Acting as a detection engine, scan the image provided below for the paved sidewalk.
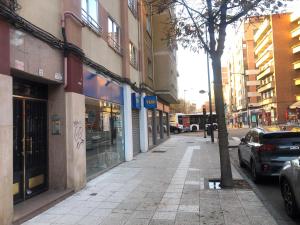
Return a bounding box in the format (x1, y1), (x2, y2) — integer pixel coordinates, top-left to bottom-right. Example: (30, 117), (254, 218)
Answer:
(22, 136), (277, 225)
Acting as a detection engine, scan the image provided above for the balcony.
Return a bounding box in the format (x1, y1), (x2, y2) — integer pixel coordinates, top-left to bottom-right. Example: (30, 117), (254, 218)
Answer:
(291, 25), (300, 38)
(247, 92), (260, 97)
(258, 81), (275, 93)
(254, 19), (271, 42)
(295, 78), (300, 86)
(255, 31), (272, 56)
(256, 50), (273, 68)
(291, 11), (300, 23)
(294, 61), (300, 70)
(257, 65), (274, 80)
(261, 97), (276, 106)
(292, 44), (300, 54)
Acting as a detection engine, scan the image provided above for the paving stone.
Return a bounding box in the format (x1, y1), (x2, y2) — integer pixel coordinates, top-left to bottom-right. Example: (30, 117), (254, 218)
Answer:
(149, 219), (175, 225)
(153, 212), (177, 220)
(124, 218), (151, 225)
(131, 210), (156, 219)
(178, 205), (199, 212)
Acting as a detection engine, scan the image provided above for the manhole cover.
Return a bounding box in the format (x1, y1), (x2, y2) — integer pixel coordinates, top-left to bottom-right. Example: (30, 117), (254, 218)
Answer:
(152, 150), (167, 153)
(186, 142), (195, 143)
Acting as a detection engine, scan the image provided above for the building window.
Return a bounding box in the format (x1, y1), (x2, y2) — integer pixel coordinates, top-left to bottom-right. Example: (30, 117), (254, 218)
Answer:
(128, 0), (137, 16)
(108, 17), (121, 53)
(146, 14), (151, 35)
(81, 0), (101, 32)
(129, 42), (138, 68)
(147, 58), (153, 79)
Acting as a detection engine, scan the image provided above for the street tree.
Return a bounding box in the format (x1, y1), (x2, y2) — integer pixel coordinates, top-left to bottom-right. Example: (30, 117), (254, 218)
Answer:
(150, 0), (292, 188)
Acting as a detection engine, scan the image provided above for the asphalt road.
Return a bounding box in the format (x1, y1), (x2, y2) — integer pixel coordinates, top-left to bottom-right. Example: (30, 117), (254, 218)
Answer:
(176, 129), (300, 225)
(227, 128), (300, 225)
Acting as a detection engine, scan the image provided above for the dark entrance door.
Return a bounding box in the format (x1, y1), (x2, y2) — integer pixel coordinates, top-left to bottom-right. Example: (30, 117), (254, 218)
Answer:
(13, 79), (48, 204)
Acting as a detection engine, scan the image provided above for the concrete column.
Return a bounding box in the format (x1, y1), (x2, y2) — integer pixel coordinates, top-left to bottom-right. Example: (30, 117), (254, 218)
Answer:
(123, 84), (133, 161)
(159, 111), (164, 139)
(0, 74), (13, 225)
(153, 109), (157, 145)
(65, 92), (86, 191)
(139, 92), (148, 153)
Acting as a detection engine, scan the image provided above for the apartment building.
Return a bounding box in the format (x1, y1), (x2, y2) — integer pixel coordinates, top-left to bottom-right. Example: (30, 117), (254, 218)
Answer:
(0, 0), (178, 224)
(254, 13), (300, 124)
(289, 11), (300, 119)
(228, 18), (261, 127)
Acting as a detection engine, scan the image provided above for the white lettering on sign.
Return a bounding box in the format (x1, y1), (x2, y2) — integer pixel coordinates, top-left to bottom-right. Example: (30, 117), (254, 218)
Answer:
(38, 68), (44, 77)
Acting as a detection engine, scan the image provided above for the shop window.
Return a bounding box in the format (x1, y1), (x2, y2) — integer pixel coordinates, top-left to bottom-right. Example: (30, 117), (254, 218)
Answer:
(85, 99), (124, 178)
(129, 42), (138, 68)
(108, 17), (121, 53)
(128, 0), (137, 16)
(81, 0), (101, 33)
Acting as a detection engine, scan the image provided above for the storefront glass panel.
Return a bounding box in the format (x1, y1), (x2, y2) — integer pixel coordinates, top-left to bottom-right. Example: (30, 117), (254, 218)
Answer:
(156, 111), (161, 140)
(147, 110), (153, 146)
(85, 98), (124, 178)
(163, 112), (168, 137)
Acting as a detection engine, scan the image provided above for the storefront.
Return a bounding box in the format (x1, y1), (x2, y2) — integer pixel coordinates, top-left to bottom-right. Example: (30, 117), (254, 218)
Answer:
(83, 70), (124, 179)
(131, 93), (141, 156)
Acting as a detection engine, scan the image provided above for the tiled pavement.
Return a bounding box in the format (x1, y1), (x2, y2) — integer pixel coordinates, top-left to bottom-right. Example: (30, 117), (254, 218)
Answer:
(22, 136), (277, 225)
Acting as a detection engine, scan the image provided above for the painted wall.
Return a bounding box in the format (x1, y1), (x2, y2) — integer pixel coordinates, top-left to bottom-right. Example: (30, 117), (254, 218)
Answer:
(18, 0), (62, 39)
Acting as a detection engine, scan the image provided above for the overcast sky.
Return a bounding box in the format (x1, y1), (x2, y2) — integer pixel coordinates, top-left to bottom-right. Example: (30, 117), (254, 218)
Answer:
(177, 0), (300, 109)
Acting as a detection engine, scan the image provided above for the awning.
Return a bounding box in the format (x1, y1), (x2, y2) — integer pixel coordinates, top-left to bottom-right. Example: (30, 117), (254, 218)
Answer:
(290, 101), (300, 109)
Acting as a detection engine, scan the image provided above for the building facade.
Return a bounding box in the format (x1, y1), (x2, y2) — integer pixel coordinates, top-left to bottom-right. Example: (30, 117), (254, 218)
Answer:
(254, 13), (300, 124)
(0, 0), (178, 224)
(228, 18), (261, 127)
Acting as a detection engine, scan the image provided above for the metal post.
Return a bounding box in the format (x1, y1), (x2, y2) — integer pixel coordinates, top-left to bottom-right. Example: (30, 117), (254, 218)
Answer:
(205, 27), (214, 143)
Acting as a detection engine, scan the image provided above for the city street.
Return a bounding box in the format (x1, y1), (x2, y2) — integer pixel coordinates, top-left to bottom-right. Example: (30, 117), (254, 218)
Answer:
(178, 128), (300, 225)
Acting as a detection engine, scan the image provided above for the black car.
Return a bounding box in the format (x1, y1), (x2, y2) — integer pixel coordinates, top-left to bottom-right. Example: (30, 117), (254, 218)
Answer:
(170, 125), (182, 134)
(238, 128), (300, 182)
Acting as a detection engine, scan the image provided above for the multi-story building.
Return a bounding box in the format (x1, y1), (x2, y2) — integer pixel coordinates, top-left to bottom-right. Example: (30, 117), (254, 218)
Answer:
(0, 1), (178, 224)
(289, 11), (300, 119)
(228, 18), (261, 127)
(254, 13), (300, 124)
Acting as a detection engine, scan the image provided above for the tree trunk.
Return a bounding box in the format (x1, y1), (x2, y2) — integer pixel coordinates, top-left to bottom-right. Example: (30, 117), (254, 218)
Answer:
(211, 54), (233, 188)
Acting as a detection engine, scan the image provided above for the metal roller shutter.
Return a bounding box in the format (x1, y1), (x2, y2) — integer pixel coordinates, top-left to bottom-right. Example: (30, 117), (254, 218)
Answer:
(132, 110), (141, 156)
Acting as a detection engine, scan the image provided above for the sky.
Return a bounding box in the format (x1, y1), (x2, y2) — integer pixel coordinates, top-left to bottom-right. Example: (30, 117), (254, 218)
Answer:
(176, 0), (300, 109)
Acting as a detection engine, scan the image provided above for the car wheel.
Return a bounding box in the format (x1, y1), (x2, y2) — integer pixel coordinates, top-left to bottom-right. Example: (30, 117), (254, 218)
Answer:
(174, 129), (179, 134)
(251, 160), (261, 183)
(192, 126), (197, 132)
(238, 149), (246, 168)
(281, 179), (299, 218)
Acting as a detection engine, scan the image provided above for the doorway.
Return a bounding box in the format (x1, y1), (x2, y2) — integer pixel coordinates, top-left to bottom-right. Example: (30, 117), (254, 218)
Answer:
(13, 79), (48, 204)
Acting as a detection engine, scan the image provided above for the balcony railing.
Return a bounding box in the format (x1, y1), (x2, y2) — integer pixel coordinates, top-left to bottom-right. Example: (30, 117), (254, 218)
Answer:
(81, 8), (102, 33)
(256, 50), (273, 68)
(291, 25), (300, 38)
(255, 31), (272, 56)
(108, 36), (122, 54)
(257, 65), (274, 80)
(295, 78), (300, 86)
(291, 11), (300, 23)
(261, 97), (276, 106)
(254, 19), (270, 42)
(128, 0), (138, 16)
(258, 81), (275, 93)
(294, 61), (300, 70)
(292, 44), (300, 54)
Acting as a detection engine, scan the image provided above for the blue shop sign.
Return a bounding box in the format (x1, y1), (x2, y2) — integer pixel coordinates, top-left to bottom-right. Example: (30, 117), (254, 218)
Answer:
(131, 93), (141, 110)
(144, 96), (157, 109)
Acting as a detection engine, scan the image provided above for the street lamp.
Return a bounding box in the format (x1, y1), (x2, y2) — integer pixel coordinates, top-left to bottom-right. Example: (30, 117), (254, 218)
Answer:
(199, 89), (214, 143)
(184, 89), (188, 113)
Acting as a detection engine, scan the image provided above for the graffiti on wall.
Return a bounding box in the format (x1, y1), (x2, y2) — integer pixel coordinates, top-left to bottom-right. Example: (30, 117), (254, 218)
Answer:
(73, 120), (84, 150)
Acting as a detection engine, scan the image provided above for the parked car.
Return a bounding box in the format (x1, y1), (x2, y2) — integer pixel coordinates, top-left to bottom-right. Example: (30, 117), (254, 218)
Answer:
(238, 128), (300, 182)
(280, 158), (300, 218)
(170, 125), (182, 134)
